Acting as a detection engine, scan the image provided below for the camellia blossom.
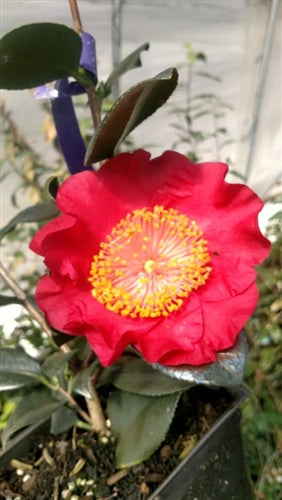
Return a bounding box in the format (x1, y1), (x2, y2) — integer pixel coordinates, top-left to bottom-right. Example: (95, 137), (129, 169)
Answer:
(30, 150), (270, 366)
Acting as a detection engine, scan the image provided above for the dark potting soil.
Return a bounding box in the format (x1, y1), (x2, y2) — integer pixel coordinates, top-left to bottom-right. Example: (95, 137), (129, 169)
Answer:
(0, 386), (233, 500)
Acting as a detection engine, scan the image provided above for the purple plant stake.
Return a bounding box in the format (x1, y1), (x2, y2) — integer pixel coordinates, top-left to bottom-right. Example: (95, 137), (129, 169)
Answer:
(35, 32), (98, 174)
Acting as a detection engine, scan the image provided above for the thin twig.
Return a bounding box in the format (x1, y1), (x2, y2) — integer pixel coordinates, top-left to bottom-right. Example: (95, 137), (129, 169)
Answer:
(68, 0), (101, 132)
(0, 261), (53, 339)
(0, 261), (70, 352)
(57, 385), (93, 425)
(86, 85), (101, 130)
(66, 0), (105, 433)
(68, 0), (83, 34)
(256, 449), (281, 494)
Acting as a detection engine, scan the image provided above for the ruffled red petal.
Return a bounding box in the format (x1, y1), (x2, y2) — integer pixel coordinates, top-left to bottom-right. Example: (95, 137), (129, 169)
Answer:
(30, 149), (271, 367)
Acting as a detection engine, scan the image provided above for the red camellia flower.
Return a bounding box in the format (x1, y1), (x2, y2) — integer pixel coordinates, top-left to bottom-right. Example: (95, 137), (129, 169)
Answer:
(30, 150), (270, 366)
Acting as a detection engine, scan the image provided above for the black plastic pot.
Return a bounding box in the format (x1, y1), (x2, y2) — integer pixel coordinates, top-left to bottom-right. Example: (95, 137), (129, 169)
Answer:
(148, 386), (253, 500)
(0, 386), (253, 500)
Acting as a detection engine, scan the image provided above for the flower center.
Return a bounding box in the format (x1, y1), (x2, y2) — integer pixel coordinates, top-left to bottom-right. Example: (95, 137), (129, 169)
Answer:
(89, 205), (211, 318)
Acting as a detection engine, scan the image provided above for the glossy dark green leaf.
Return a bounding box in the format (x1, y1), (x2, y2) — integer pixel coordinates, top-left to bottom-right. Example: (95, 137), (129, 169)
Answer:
(41, 351), (76, 381)
(112, 359), (192, 396)
(50, 406), (77, 435)
(107, 390), (180, 468)
(85, 67), (178, 164)
(0, 347), (41, 391)
(103, 42), (149, 97)
(71, 360), (99, 399)
(0, 23), (82, 90)
(1, 390), (63, 448)
(44, 176), (60, 201)
(0, 202), (60, 240)
(154, 332), (248, 387)
(66, 336), (93, 361)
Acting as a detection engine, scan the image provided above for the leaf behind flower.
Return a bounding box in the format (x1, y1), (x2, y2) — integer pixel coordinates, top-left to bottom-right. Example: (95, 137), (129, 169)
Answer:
(85, 67), (178, 164)
(153, 332), (248, 387)
(103, 42), (150, 98)
(0, 23), (82, 90)
(111, 359), (193, 395)
(0, 203), (60, 241)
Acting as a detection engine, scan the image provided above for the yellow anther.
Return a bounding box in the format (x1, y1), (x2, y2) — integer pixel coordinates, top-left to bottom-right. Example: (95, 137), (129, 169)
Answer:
(144, 259), (157, 274)
(89, 206), (211, 318)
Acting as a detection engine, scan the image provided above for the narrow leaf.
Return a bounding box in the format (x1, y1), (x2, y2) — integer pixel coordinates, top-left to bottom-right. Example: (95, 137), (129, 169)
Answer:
(41, 351), (76, 381)
(112, 359), (192, 396)
(85, 67), (178, 164)
(0, 23), (82, 90)
(107, 390), (180, 468)
(1, 390), (63, 448)
(103, 42), (149, 97)
(0, 203), (60, 241)
(0, 348), (41, 391)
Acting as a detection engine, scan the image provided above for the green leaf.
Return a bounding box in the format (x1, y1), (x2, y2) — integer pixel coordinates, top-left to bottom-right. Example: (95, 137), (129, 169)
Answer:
(0, 202), (60, 240)
(154, 332), (248, 387)
(66, 336), (93, 361)
(71, 360), (99, 399)
(0, 295), (24, 306)
(41, 351), (76, 381)
(1, 389), (63, 448)
(85, 67), (178, 164)
(103, 42), (150, 97)
(50, 405), (77, 435)
(0, 23), (82, 90)
(44, 176), (60, 201)
(0, 347), (42, 391)
(112, 359), (192, 396)
(107, 390), (180, 468)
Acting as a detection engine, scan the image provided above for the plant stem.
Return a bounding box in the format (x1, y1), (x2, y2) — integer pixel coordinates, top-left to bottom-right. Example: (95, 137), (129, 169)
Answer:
(86, 85), (101, 130)
(67, 0), (105, 433)
(0, 261), (53, 339)
(68, 0), (101, 131)
(85, 369), (107, 433)
(0, 261), (70, 353)
(57, 385), (93, 425)
(86, 393), (107, 433)
(68, 0), (83, 35)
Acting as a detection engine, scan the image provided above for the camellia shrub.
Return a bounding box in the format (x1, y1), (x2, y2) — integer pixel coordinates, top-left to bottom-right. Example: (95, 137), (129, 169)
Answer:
(0, 0), (271, 474)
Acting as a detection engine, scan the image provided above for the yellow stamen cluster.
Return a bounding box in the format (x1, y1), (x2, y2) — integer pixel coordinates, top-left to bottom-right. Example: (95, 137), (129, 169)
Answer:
(89, 205), (211, 318)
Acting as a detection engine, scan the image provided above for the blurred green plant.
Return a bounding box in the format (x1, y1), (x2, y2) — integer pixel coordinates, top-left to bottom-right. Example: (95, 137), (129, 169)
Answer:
(243, 210), (282, 500)
(170, 43), (235, 166)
